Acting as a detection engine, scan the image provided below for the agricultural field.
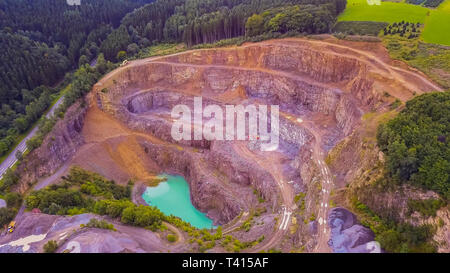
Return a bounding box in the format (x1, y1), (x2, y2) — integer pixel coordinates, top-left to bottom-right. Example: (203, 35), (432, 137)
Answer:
(338, 0), (450, 46)
(338, 0), (429, 23)
(422, 0), (450, 45)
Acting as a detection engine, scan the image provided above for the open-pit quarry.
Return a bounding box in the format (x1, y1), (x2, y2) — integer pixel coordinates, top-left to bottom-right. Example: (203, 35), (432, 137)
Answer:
(3, 37), (441, 253)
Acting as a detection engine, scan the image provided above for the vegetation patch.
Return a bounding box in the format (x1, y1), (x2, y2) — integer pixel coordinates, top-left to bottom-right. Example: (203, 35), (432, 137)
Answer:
(407, 198), (446, 217)
(338, 0), (429, 24)
(333, 21), (388, 36)
(377, 92), (450, 199)
(383, 35), (450, 89)
(382, 21), (421, 39)
(167, 233), (177, 243)
(0, 207), (16, 228)
(43, 240), (59, 253)
(351, 197), (437, 252)
(82, 218), (116, 231)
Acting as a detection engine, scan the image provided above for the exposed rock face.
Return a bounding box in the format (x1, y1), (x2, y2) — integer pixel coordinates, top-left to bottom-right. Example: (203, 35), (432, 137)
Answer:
(100, 62), (362, 137)
(0, 213), (178, 253)
(327, 207), (378, 253)
(14, 101), (87, 193)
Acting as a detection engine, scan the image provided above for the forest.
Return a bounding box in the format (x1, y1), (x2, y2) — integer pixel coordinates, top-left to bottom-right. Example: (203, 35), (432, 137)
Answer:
(102, 0), (346, 59)
(377, 92), (450, 200)
(0, 0), (152, 157)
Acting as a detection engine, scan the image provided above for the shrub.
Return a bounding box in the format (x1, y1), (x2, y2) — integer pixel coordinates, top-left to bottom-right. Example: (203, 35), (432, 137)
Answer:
(5, 192), (22, 209)
(43, 240), (58, 253)
(167, 234), (177, 242)
(85, 218), (116, 231)
(0, 207), (16, 227)
(407, 198), (445, 217)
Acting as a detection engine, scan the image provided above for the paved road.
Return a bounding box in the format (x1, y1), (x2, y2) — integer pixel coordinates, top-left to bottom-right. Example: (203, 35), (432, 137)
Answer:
(0, 96), (65, 179)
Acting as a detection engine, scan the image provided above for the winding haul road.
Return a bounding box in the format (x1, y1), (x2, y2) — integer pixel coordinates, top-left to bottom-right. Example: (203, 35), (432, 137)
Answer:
(0, 96), (65, 179)
(281, 112), (334, 252)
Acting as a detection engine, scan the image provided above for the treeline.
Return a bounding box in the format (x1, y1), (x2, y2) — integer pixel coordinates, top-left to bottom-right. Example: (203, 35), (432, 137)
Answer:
(100, 0), (346, 60)
(26, 54), (116, 151)
(0, 0), (151, 157)
(377, 92), (450, 200)
(244, 4), (340, 38)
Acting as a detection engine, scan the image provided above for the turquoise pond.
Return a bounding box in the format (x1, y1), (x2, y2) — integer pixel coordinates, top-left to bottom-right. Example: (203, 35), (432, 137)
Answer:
(142, 174), (215, 229)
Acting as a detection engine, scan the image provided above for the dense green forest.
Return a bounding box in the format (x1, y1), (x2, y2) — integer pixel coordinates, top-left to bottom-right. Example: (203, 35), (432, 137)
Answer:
(101, 0), (346, 59)
(377, 92), (450, 199)
(0, 0), (152, 157)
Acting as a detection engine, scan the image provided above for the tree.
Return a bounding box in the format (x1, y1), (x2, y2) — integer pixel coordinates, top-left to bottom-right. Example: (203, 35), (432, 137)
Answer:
(5, 192), (22, 209)
(100, 25), (131, 61)
(245, 14), (264, 37)
(95, 53), (107, 74)
(78, 55), (89, 67)
(43, 240), (58, 253)
(13, 116), (28, 133)
(116, 51), (127, 62)
(0, 208), (16, 227)
(127, 43), (140, 56)
(0, 168), (19, 191)
(167, 234), (177, 242)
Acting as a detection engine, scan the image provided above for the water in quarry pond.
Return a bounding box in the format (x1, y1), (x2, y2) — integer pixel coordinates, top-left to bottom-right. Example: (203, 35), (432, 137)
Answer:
(142, 174), (215, 229)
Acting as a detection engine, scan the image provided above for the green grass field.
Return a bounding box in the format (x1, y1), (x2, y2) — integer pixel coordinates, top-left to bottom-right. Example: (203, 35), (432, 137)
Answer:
(338, 0), (450, 46)
(422, 0), (450, 46)
(338, 0), (429, 23)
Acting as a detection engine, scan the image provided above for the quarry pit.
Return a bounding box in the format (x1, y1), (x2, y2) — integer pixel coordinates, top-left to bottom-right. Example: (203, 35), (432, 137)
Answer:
(6, 37), (440, 253)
